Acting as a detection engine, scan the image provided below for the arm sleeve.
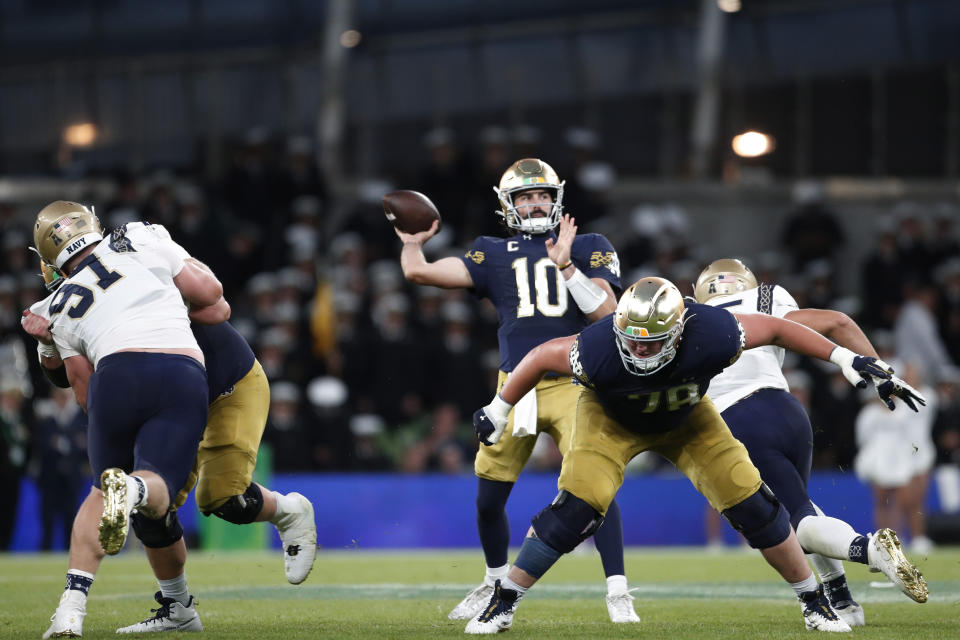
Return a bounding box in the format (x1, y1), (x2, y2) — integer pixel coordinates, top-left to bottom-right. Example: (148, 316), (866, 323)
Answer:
(41, 363), (71, 388)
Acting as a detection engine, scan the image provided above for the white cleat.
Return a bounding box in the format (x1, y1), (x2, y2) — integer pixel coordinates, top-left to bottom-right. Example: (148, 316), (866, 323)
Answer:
(867, 528), (929, 603)
(465, 581), (521, 635)
(275, 492), (317, 584)
(800, 585), (851, 633)
(448, 582), (494, 620)
(831, 601), (865, 628)
(42, 590), (86, 639)
(99, 468), (136, 555)
(116, 592), (202, 634)
(606, 590), (641, 623)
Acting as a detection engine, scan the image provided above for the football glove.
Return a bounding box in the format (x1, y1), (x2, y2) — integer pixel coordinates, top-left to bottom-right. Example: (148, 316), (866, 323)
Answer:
(875, 375), (927, 412)
(829, 347), (893, 388)
(473, 394), (513, 446)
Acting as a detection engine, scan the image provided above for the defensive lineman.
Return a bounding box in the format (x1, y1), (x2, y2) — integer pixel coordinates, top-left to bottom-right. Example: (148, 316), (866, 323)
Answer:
(694, 258), (928, 625)
(25, 219), (318, 635)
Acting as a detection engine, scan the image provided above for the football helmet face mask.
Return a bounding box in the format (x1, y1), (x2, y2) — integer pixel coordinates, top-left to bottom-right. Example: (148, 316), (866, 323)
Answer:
(614, 277), (687, 376)
(32, 201), (103, 273)
(493, 158), (564, 234)
(694, 258), (758, 303)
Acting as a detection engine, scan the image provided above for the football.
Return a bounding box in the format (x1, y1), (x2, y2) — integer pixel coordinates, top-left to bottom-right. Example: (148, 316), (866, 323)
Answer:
(382, 190), (441, 234)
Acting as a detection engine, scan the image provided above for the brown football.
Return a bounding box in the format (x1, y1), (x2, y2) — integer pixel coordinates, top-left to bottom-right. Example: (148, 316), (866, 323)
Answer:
(382, 190), (441, 234)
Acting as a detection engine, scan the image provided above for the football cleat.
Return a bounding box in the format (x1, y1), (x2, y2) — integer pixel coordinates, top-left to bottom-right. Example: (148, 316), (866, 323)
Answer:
(99, 468), (136, 555)
(867, 528), (928, 603)
(799, 585), (851, 633)
(464, 580), (521, 635)
(42, 590), (86, 639)
(448, 582), (494, 620)
(116, 592), (202, 634)
(275, 492), (317, 584)
(823, 576), (864, 627)
(606, 589), (641, 623)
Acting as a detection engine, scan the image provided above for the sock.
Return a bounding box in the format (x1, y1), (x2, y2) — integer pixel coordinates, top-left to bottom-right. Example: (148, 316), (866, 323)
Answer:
(823, 575), (853, 604)
(848, 535), (869, 564)
(64, 569), (94, 604)
(606, 575), (628, 596)
(476, 479), (514, 569)
(806, 553), (845, 583)
(513, 535), (562, 580)
(270, 491), (300, 524)
(501, 576), (528, 596)
(795, 514), (858, 560)
(128, 475), (148, 509)
(593, 499), (626, 577)
(158, 573), (191, 607)
(789, 574), (820, 598)
(485, 563), (509, 585)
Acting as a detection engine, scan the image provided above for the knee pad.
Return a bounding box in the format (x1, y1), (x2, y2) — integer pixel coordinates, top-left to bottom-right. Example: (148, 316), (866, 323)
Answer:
(531, 490), (603, 554)
(131, 509), (183, 549)
(721, 483), (791, 549)
(208, 483), (264, 525)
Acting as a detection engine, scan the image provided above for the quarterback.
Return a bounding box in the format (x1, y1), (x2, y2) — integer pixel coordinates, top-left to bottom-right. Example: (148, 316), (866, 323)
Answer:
(466, 276), (911, 634)
(396, 158), (638, 622)
(694, 259), (927, 625)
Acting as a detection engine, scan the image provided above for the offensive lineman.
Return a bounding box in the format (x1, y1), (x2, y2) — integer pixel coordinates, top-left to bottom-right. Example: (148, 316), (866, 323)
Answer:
(396, 158), (638, 622)
(693, 259), (928, 625)
(465, 276), (916, 634)
(23, 211), (317, 636)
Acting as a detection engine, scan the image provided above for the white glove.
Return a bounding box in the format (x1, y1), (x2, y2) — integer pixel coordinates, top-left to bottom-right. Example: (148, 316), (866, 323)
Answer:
(829, 347), (894, 389)
(473, 394), (513, 446)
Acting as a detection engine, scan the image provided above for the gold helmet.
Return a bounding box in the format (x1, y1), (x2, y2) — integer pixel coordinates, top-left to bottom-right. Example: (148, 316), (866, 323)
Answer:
(493, 158), (564, 234)
(693, 258), (757, 303)
(614, 277), (686, 375)
(32, 201), (103, 272)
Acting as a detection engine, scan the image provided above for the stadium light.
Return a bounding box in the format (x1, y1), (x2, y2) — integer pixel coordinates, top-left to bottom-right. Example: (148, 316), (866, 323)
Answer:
(63, 123), (97, 147)
(340, 30), (362, 48)
(717, 0), (741, 12)
(731, 131), (774, 158)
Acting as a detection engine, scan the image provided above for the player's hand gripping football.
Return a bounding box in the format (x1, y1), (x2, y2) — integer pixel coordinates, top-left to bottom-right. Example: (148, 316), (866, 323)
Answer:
(874, 375), (927, 412)
(394, 219), (440, 246)
(829, 347), (893, 389)
(473, 394), (513, 446)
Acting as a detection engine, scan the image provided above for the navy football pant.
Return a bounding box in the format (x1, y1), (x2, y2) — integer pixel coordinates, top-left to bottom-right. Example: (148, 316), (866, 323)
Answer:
(721, 388), (817, 530)
(87, 352), (208, 503)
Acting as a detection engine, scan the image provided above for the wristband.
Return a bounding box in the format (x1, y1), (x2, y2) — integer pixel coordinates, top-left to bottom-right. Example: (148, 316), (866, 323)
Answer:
(37, 342), (59, 359)
(487, 393), (514, 422)
(556, 260), (573, 272)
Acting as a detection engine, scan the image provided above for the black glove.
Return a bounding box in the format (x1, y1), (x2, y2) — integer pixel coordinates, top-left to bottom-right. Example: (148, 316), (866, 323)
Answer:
(876, 376), (927, 412)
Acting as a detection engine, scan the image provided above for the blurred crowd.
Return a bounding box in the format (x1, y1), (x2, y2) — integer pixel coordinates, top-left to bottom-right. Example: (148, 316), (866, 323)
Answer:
(1, 125), (959, 549)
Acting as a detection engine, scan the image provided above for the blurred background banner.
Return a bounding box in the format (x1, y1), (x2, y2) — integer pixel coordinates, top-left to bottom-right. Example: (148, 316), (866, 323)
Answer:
(2, 0), (959, 553)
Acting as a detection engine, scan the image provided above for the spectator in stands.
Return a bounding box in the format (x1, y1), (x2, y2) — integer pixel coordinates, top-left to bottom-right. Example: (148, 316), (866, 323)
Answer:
(31, 387), (88, 550)
(779, 182), (846, 272)
(0, 379), (29, 549)
(895, 280), (960, 383)
(931, 372), (960, 516)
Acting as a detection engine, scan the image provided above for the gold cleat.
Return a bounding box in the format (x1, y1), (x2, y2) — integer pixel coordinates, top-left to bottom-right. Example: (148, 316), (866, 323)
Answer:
(99, 468), (130, 555)
(870, 528), (929, 604)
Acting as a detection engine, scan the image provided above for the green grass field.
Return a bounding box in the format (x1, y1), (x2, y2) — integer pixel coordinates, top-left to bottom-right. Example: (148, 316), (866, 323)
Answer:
(2, 547), (958, 639)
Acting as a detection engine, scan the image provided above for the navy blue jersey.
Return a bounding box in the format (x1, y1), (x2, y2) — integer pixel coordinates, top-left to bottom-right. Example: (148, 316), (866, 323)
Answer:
(191, 322), (256, 403)
(461, 231), (620, 371)
(570, 303), (744, 433)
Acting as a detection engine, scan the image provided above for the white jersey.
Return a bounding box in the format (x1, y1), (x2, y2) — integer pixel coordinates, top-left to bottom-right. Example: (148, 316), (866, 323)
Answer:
(41, 223), (199, 369)
(704, 284), (799, 413)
